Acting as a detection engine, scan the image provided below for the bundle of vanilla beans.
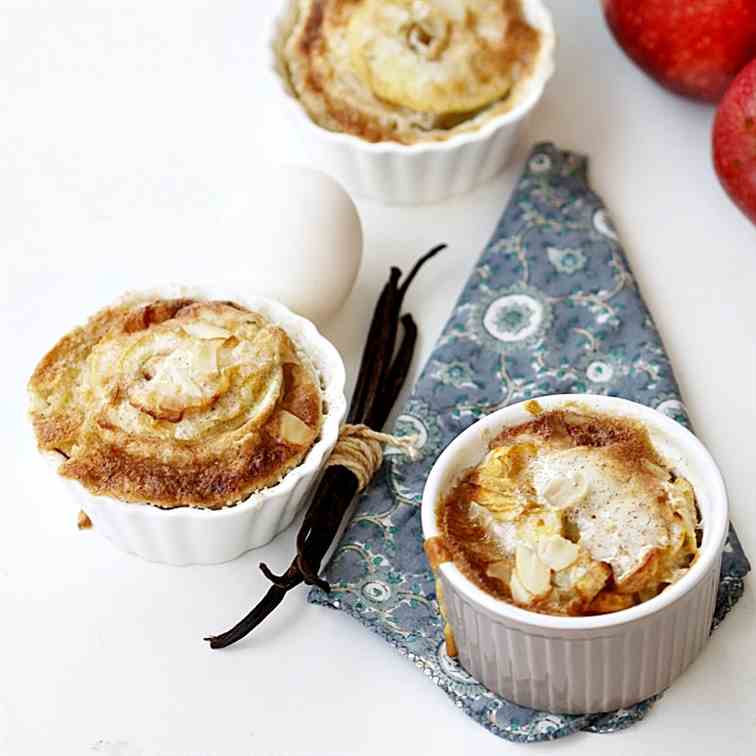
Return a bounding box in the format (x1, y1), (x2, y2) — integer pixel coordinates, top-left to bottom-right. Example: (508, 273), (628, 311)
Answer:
(205, 244), (444, 648)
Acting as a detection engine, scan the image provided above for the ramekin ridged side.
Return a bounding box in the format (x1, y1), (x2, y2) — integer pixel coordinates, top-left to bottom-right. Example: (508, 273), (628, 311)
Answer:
(264, 0), (556, 205)
(440, 553), (721, 714)
(422, 395), (729, 714)
(46, 285), (347, 566)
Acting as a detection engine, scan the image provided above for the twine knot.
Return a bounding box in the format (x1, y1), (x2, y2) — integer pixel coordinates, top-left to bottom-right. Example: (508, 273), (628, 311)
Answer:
(326, 423), (418, 491)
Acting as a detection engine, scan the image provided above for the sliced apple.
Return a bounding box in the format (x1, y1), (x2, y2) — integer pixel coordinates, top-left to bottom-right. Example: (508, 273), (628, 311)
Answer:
(515, 544), (551, 597)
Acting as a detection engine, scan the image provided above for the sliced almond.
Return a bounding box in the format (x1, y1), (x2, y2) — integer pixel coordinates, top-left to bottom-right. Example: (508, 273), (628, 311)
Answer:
(182, 321), (231, 340)
(542, 473), (588, 510)
(278, 410), (314, 446)
(515, 544), (551, 597)
(537, 534), (579, 571)
(509, 570), (534, 605)
(516, 509), (563, 547)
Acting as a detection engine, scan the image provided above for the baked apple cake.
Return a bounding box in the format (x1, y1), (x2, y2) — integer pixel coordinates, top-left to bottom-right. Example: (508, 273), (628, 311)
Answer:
(436, 406), (701, 615)
(280, 0), (543, 144)
(28, 296), (323, 509)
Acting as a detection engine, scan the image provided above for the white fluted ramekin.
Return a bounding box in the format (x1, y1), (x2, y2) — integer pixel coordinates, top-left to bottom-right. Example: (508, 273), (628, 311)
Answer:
(422, 395), (728, 714)
(45, 285), (347, 566)
(264, 0), (556, 205)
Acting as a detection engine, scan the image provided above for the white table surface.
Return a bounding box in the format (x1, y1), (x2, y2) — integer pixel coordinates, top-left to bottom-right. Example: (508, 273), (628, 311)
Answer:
(2, 1), (755, 754)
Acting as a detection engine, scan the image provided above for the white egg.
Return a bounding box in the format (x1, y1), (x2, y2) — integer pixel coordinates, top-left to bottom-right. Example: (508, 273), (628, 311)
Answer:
(245, 165), (362, 326)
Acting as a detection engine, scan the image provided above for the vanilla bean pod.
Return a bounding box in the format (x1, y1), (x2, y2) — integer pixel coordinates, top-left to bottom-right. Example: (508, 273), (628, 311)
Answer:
(290, 314), (418, 591)
(348, 267), (401, 424)
(379, 314), (418, 418)
(205, 245), (445, 649)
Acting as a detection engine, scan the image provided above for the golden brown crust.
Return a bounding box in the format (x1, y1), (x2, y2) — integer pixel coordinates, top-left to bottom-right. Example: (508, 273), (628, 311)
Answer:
(586, 588), (635, 614)
(282, 0), (542, 144)
(424, 535), (452, 570)
(77, 510), (93, 530)
(29, 303), (136, 452)
(29, 297), (323, 509)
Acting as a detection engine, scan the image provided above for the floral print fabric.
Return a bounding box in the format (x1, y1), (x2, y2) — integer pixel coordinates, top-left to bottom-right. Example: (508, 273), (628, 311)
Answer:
(309, 144), (750, 742)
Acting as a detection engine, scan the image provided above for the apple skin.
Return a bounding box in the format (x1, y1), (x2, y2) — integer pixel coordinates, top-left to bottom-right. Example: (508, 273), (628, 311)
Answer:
(713, 59), (756, 225)
(602, 0), (756, 102)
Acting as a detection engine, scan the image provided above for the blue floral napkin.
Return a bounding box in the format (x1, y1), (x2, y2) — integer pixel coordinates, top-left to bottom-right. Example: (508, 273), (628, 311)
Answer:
(309, 143), (751, 742)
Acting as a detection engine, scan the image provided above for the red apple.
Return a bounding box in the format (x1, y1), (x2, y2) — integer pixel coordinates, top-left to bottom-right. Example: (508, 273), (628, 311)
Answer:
(602, 0), (756, 102)
(713, 59), (756, 225)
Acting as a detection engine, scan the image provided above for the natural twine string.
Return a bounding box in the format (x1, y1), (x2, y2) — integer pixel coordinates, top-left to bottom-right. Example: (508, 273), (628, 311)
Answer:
(326, 423), (419, 491)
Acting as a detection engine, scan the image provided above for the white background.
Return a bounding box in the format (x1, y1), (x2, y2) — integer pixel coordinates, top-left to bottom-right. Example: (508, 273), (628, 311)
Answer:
(2, 1), (755, 754)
